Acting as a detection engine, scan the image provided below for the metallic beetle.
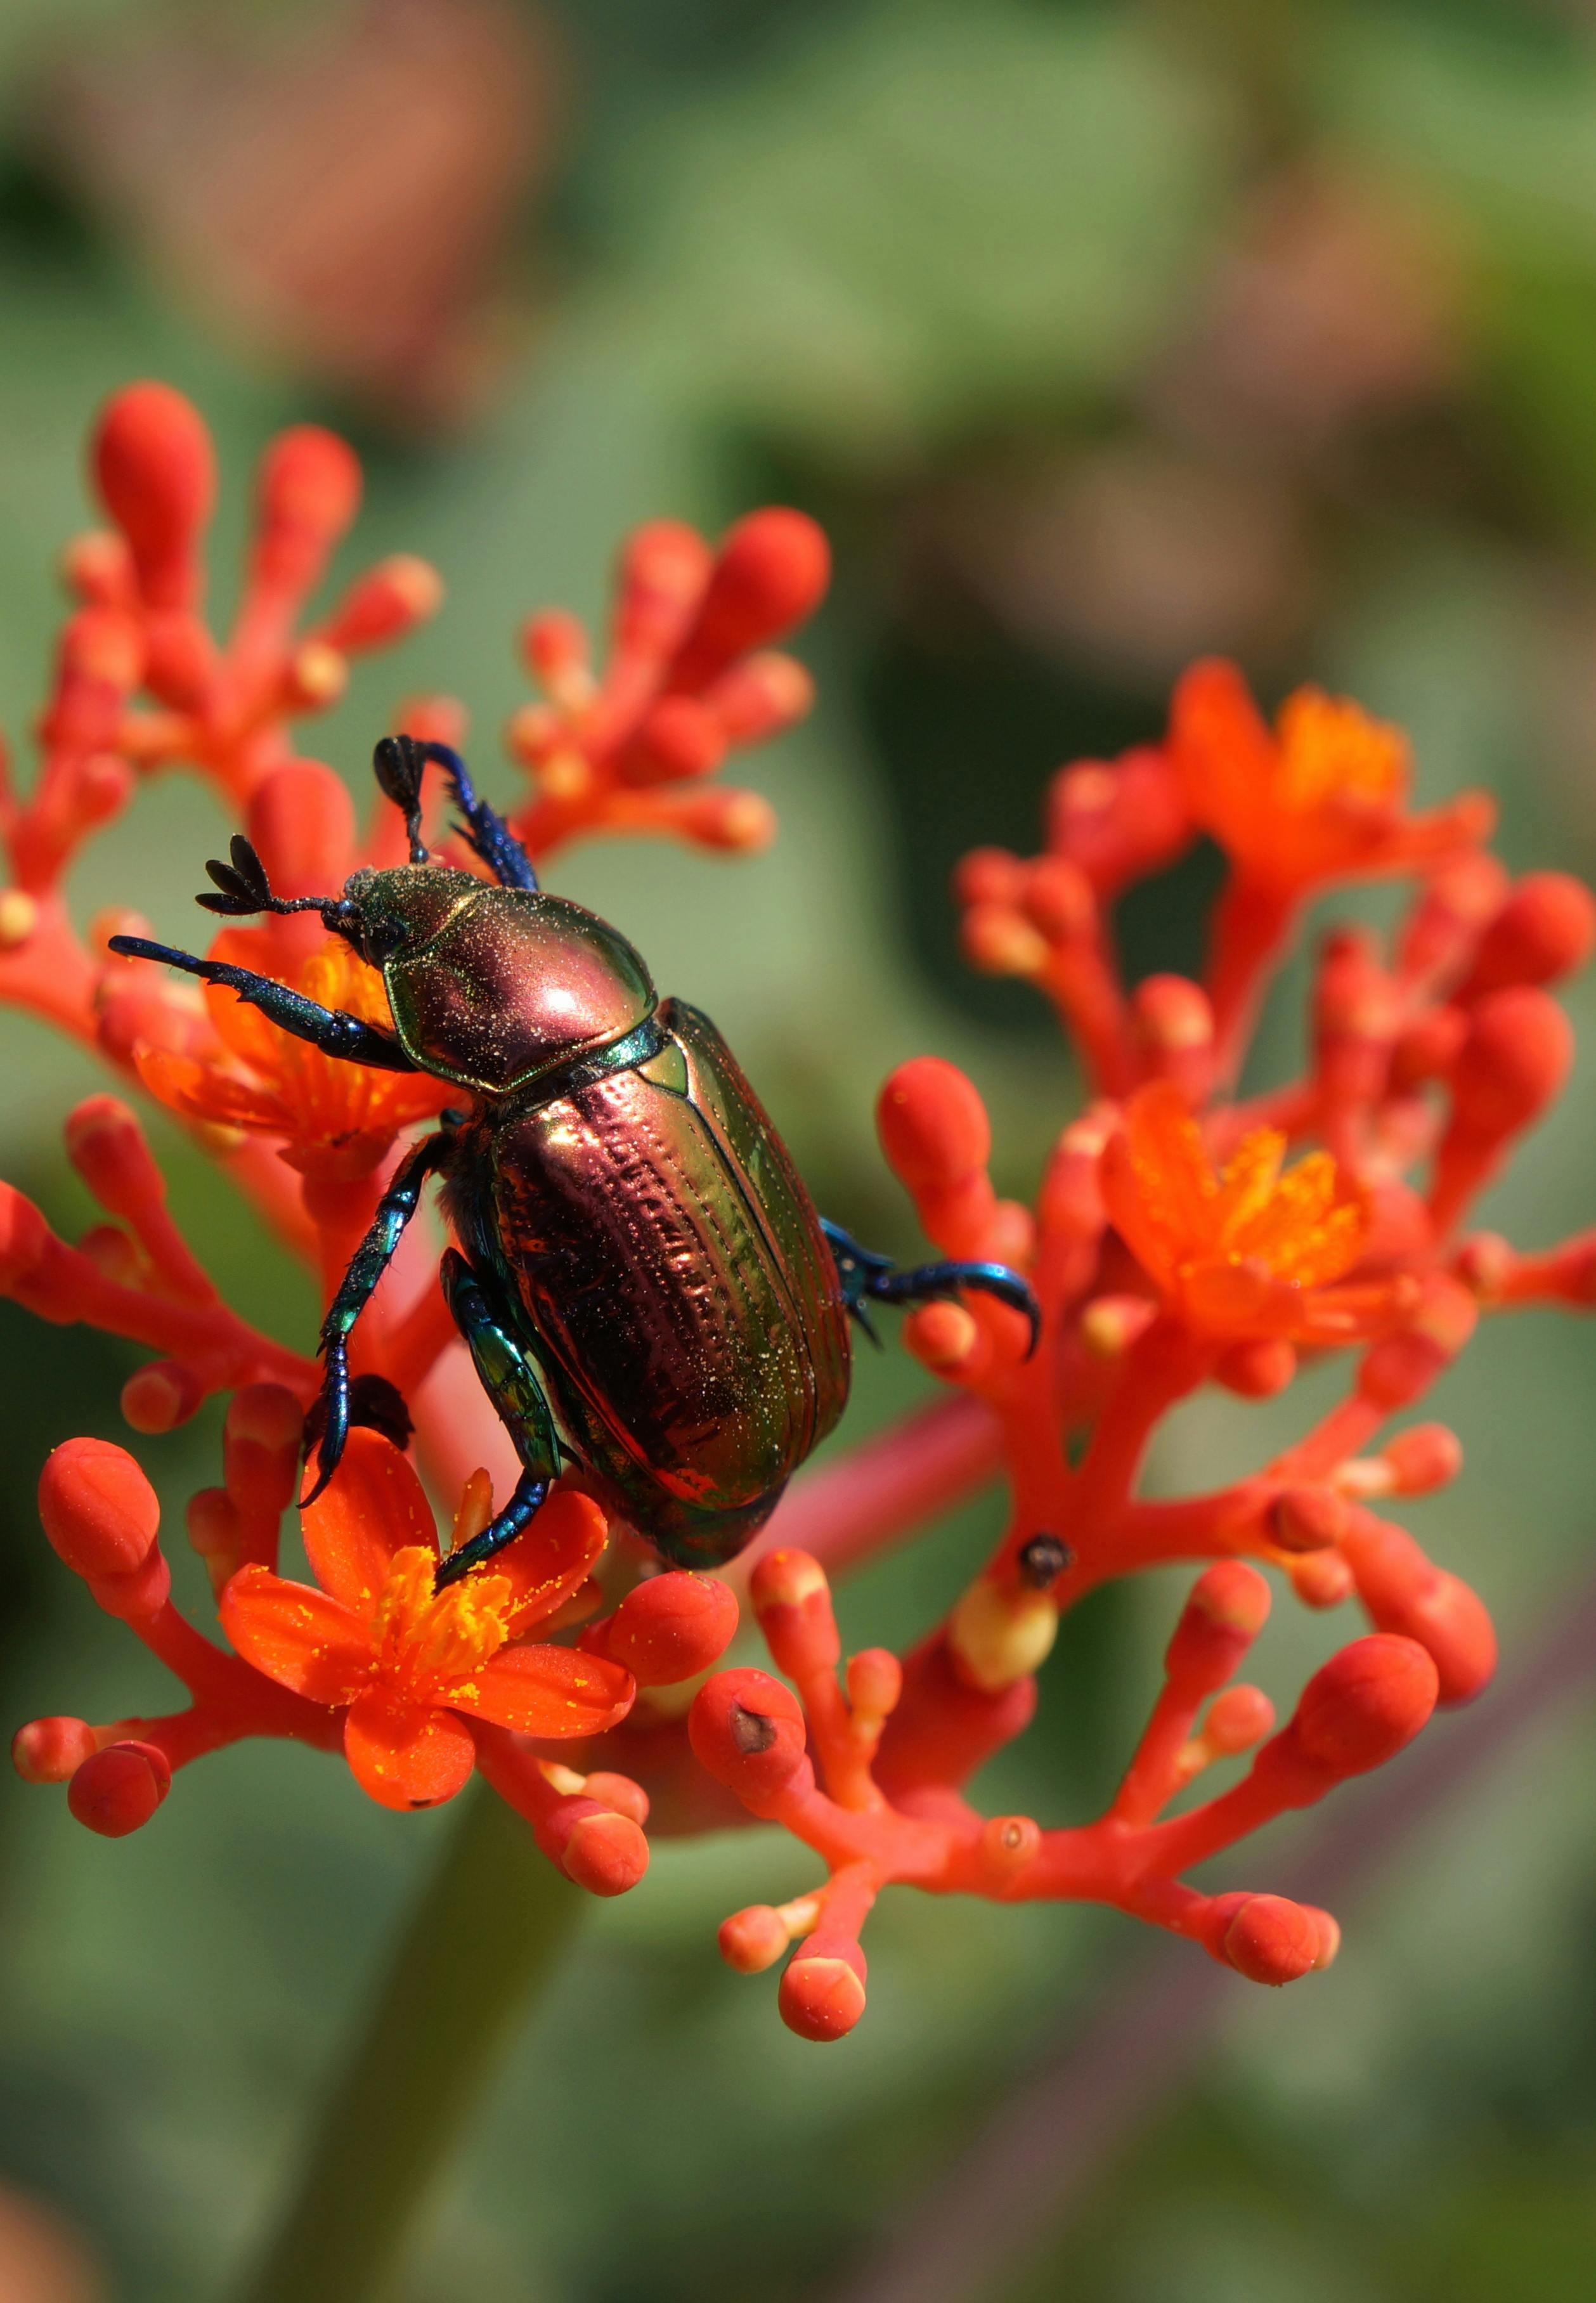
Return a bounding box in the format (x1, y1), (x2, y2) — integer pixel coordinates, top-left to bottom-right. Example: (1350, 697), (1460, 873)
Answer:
(112, 739), (1037, 1586)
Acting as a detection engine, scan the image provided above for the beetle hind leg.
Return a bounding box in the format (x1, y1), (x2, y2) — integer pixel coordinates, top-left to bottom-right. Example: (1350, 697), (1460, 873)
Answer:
(434, 1249), (564, 1588)
(821, 1217), (1041, 1358)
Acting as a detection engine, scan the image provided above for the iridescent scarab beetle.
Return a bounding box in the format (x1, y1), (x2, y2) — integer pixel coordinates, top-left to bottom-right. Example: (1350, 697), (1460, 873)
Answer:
(113, 740), (1036, 1586)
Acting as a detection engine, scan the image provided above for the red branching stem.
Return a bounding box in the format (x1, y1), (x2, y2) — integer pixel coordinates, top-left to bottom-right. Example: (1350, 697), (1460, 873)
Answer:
(1204, 876), (1297, 1085)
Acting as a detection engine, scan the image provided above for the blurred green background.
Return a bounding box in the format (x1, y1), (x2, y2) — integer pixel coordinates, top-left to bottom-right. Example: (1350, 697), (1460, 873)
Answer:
(4, 0), (1596, 2296)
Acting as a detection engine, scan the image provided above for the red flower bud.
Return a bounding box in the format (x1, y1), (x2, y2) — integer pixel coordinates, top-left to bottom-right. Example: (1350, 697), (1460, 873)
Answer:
(67, 1740), (171, 1837)
(1392, 1005), (1467, 1091)
(1398, 851), (1508, 982)
(1204, 1891), (1323, 1985)
(903, 1300), (983, 1376)
(1338, 1514), (1496, 1704)
(1203, 1684), (1275, 1755)
(625, 696), (727, 786)
(63, 1095), (165, 1221)
(877, 1058), (990, 1193)
(121, 1361), (204, 1434)
(247, 762), (356, 902)
(614, 521), (713, 661)
(1271, 1487), (1347, 1554)
(521, 607), (588, 691)
(1289, 1552), (1356, 1609)
(780, 1951), (866, 2042)
(13, 1716), (98, 1784)
(223, 1384), (308, 1521)
(1046, 748), (1191, 893)
(595, 1573), (739, 1687)
(703, 653), (813, 744)
(557, 1807), (650, 1897)
(690, 1670), (807, 1803)
(846, 1648), (903, 1723)
(1164, 1562), (1270, 1688)
(1215, 1337), (1296, 1398)
(751, 1550), (840, 1680)
(669, 788), (777, 852)
(1462, 873), (1596, 998)
(581, 1772), (650, 1827)
(720, 1905), (791, 1973)
(39, 1437), (159, 1579)
(1446, 987), (1573, 1144)
(253, 425), (361, 598)
(62, 528), (134, 608)
(93, 382), (215, 609)
(954, 847), (1028, 909)
(669, 510), (829, 691)
(1023, 856), (1095, 944)
(1289, 1635), (1437, 1776)
(1381, 1424), (1463, 1496)
(0, 1183), (50, 1289)
(1133, 973), (1214, 1068)
(1359, 1276), (1477, 1411)
(320, 555), (442, 652)
(86, 1548), (172, 1624)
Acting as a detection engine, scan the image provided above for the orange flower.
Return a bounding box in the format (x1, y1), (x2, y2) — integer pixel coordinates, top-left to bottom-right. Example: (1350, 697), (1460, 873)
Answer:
(133, 927), (452, 1176)
(220, 1431), (633, 1810)
(1102, 1082), (1406, 1342)
(1169, 658), (1493, 890)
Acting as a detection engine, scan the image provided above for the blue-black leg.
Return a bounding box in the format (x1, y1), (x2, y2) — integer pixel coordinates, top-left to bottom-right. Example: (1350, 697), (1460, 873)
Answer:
(303, 1130), (457, 1505)
(434, 1247), (563, 1588)
(106, 937), (419, 1072)
(418, 741), (537, 893)
(372, 735), (537, 892)
(821, 1217), (1041, 1358)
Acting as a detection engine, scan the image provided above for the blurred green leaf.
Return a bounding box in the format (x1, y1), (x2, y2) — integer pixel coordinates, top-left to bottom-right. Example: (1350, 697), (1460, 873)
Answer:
(609, 3), (1238, 470)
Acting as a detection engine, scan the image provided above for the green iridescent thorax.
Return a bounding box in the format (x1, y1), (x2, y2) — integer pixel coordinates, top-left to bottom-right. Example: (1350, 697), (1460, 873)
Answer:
(376, 880), (656, 1095)
(341, 864), (478, 964)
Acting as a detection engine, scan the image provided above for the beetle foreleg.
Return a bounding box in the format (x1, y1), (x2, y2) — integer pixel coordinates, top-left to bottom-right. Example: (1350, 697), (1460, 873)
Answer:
(107, 938), (420, 1072)
(302, 1130), (456, 1505)
(821, 1217), (1041, 1359)
(435, 1247), (563, 1588)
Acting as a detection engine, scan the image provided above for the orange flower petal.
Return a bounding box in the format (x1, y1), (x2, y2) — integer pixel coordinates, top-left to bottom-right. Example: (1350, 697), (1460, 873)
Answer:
(344, 1687), (476, 1810)
(488, 1490), (611, 1637)
(1100, 1132), (1177, 1288)
(1179, 1258), (1283, 1337)
(133, 1043), (292, 1133)
(1169, 658), (1278, 856)
(219, 1564), (371, 1704)
(444, 1642), (634, 1737)
(302, 1429), (439, 1612)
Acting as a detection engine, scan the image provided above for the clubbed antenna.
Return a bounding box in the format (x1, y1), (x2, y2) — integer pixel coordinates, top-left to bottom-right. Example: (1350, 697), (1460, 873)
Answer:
(194, 834), (354, 931)
(197, 835), (273, 916)
(373, 734), (429, 863)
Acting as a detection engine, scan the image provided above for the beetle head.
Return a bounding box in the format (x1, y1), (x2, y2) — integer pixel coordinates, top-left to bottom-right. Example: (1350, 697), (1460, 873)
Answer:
(335, 865), (478, 966)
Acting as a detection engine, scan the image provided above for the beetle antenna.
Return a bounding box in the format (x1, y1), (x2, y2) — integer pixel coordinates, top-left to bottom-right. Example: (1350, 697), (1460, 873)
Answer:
(195, 835), (356, 933)
(372, 735), (430, 864)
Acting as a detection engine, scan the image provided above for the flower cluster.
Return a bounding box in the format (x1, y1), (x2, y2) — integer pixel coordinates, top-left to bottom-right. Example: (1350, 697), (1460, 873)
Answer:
(4, 387), (1594, 2039)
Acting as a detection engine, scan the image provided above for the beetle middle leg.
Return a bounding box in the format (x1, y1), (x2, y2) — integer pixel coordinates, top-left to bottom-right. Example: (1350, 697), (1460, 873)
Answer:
(372, 735), (538, 893)
(821, 1217), (1041, 1357)
(303, 1128), (458, 1504)
(434, 1247), (564, 1589)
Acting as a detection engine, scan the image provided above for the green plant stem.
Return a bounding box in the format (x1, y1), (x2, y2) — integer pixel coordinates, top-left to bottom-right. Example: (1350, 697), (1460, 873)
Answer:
(239, 1782), (585, 2303)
